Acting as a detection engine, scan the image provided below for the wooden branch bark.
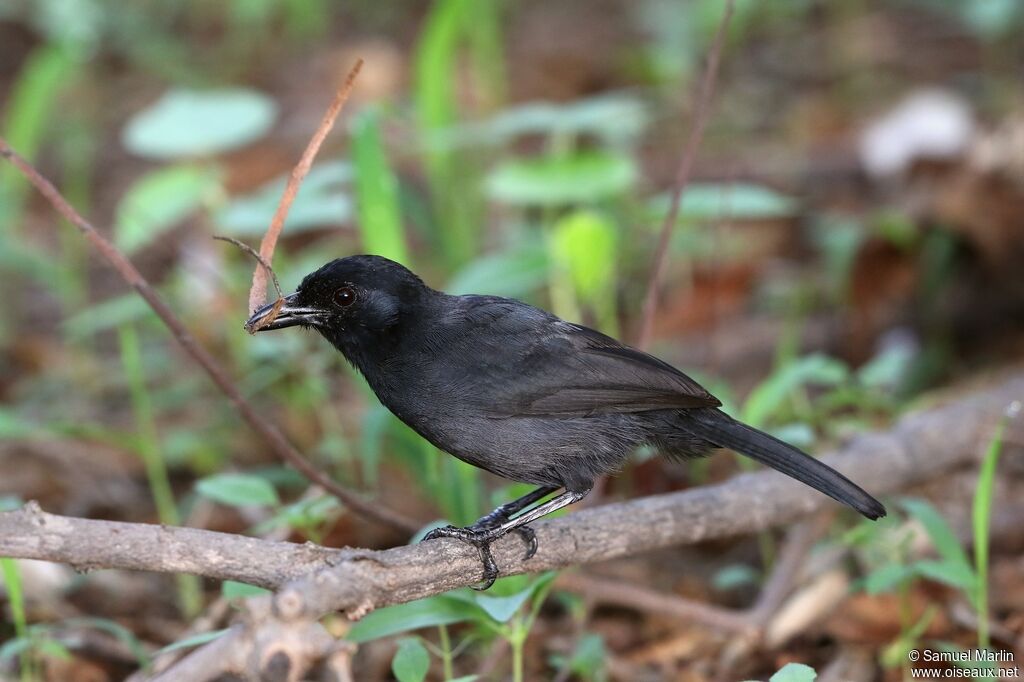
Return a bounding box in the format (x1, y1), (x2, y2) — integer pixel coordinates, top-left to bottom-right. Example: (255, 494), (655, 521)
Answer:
(0, 502), (337, 588)
(2, 373), (1018, 621)
(275, 371), (1019, 621)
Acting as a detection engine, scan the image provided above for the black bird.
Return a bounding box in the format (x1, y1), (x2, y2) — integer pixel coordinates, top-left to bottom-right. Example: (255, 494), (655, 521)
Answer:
(246, 255), (886, 588)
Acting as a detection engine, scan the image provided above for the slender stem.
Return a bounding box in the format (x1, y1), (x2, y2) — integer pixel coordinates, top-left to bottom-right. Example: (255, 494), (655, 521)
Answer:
(118, 324), (203, 617)
(1, 558), (33, 681)
(0, 137), (418, 534)
(437, 624), (454, 681)
(637, 0), (735, 349)
(973, 412), (1012, 650)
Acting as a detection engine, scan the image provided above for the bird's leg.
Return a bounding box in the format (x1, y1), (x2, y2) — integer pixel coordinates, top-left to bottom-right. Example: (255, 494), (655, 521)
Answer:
(423, 487), (589, 590)
(467, 485), (559, 555)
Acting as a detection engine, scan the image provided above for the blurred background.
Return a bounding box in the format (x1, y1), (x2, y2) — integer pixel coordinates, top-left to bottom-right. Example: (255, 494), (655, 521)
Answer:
(1, 0), (1023, 680)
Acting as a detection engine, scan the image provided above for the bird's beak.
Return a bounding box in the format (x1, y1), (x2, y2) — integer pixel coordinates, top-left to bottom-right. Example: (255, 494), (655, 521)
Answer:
(244, 293), (323, 333)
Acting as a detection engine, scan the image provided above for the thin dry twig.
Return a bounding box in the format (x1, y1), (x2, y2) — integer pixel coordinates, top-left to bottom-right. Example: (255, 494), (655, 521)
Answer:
(247, 58), (364, 315)
(214, 235), (286, 332)
(636, 0), (735, 350)
(0, 137), (418, 534)
(214, 235), (283, 300)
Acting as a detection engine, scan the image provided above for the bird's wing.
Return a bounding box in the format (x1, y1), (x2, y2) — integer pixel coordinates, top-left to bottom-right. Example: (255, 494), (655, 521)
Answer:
(450, 296), (721, 417)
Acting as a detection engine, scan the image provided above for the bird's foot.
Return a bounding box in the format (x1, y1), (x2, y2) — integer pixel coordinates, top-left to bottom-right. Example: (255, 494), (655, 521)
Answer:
(423, 523), (538, 590)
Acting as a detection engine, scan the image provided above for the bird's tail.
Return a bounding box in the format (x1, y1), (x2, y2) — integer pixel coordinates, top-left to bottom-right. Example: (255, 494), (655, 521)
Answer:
(686, 409), (886, 520)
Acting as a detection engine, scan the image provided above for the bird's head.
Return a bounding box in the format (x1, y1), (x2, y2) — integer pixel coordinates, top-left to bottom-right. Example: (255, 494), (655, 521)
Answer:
(245, 255), (431, 352)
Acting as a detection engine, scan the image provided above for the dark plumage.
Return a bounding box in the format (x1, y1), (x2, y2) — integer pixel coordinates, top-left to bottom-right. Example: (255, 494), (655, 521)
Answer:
(247, 255), (886, 587)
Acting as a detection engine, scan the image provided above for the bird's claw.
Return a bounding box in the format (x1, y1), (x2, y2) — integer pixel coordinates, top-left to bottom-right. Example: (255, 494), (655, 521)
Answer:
(422, 523), (538, 590)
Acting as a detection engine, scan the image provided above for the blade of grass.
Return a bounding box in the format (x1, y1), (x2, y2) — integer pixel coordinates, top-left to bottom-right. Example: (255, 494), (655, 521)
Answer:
(351, 107), (410, 264)
(973, 401), (1018, 649)
(119, 324), (203, 617)
(0, 557), (33, 680)
(1, 45), (78, 226)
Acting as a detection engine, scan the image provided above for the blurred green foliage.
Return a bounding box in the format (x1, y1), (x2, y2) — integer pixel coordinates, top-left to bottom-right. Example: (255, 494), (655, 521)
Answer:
(2, 0), (1022, 677)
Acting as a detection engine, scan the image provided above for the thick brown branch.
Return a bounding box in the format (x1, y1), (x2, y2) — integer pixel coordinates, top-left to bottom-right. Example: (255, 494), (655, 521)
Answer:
(0, 137), (417, 534)
(0, 502), (335, 588)
(2, 373), (1016, 625)
(273, 371), (1021, 619)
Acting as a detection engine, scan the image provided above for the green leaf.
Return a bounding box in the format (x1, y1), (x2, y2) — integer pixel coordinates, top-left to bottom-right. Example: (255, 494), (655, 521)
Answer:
(217, 160), (352, 235)
(486, 150), (636, 206)
(651, 182), (797, 222)
(863, 563), (916, 594)
(347, 595), (480, 643)
(769, 662), (817, 682)
(63, 294), (154, 338)
(433, 95), (648, 148)
(567, 633), (607, 677)
(391, 637), (430, 682)
(741, 354), (849, 428)
(914, 560), (978, 592)
(0, 495), (23, 512)
(473, 587), (535, 623)
(447, 244), (549, 297)
(154, 629), (230, 656)
(115, 164), (221, 253)
(123, 88), (277, 159)
(352, 108), (409, 264)
(712, 563), (761, 591)
(549, 210), (618, 304)
(858, 343), (914, 389)
(222, 581), (271, 599)
(195, 473), (280, 508)
(901, 499), (974, 579)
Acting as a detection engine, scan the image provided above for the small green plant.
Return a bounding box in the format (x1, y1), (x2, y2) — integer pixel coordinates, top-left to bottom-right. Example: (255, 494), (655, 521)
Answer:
(348, 572), (556, 682)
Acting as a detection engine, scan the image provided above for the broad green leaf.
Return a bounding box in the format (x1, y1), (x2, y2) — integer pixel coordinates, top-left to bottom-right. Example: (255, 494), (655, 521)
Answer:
(115, 164), (221, 253)
(863, 563), (916, 594)
(770, 662), (817, 682)
(216, 161), (352, 235)
(123, 88), (277, 159)
(347, 595), (480, 643)
(63, 295), (153, 338)
(432, 95), (648, 148)
(858, 343), (914, 389)
(901, 499), (974, 578)
(651, 182), (797, 222)
(741, 354), (849, 428)
(914, 560), (978, 592)
(222, 581), (270, 599)
(465, 572), (556, 623)
(549, 210), (618, 303)
(195, 473), (279, 508)
(447, 245), (549, 297)
(392, 638), (430, 682)
(486, 151), (636, 206)
(352, 108), (409, 264)
(473, 586), (535, 623)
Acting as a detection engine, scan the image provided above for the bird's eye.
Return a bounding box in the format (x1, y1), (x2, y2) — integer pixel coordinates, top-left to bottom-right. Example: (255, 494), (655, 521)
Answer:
(333, 286), (357, 308)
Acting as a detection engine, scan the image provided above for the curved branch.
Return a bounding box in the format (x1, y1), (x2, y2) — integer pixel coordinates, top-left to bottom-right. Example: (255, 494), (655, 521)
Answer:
(275, 371), (1020, 620)
(0, 137), (417, 534)
(2, 373), (1017, 620)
